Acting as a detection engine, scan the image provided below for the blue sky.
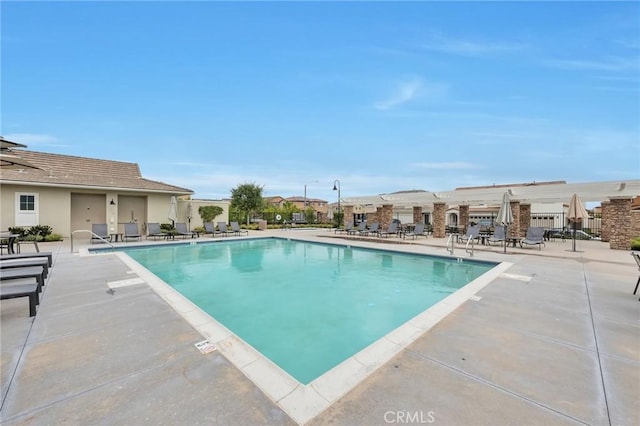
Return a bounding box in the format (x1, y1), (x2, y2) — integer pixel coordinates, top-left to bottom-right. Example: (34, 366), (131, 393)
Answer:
(2, 1), (639, 203)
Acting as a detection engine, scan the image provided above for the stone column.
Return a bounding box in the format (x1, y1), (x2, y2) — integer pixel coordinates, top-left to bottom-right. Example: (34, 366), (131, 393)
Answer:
(459, 205), (469, 232)
(601, 201), (611, 242)
(342, 205), (354, 227)
(433, 202), (446, 238)
(413, 206), (423, 224)
(381, 204), (393, 229)
(520, 203), (531, 236)
(608, 197), (632, 250)
(509, 200), (521, 238)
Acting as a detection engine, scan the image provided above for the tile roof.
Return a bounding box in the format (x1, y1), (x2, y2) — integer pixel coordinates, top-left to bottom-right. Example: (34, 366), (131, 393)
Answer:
(0, 150), (192, 194)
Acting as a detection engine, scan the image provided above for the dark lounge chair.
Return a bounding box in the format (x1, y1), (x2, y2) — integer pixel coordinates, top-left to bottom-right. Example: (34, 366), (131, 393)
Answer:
(335, 221), (354, 234)
(203, 222), (216, 237)
(175, 222), (196, 238)
(403, 223), (427, 240)
(91, 223), (110, 244)
(1, 282), (40, 316)
(487, 225), (506, 245)
(632, 252), (640, 301)
(378, 222), (398, 238)
(0, 265), (46, 290)
(216, 222), (230, 237)
(230, 221), (249, 236)
(0, 252), (53, 267)
(146, 223), (167, 240)
(459, 225), (481, 244)
(520, 227), (546, 250)
(1, 258), (50, 278)
(348, 222), (367, 235)
(123, 223), (142, 241)
(361, 222), (379, 236)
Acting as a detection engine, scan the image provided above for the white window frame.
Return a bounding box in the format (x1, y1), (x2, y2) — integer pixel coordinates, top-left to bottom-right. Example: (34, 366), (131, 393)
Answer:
(15, 192), (39, 227)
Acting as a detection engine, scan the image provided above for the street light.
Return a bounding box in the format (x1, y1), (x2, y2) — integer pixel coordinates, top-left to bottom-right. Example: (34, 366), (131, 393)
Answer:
(304, 180), (319, 209)
(332, 179), (341, 216)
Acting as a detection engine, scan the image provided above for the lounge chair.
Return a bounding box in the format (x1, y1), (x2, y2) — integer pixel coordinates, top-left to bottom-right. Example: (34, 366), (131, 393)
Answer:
(520, 227), (545, 250)
(361, 222), (379, 236)
(348, 222), (367, 235)
(335, 221), (354, 234)
(203, 222), (216, 237)
(0, 265), (45, 290)
(403, 223), (426, 240)
(632, 252), (640, 300)
(0, 282), (40, 316)
(175, 222), (195, 238)
(458, 225), (481, 244)
(230, 221), (249, 236)
(146, 223), (167, 240)
(91, 223), (110, 244)
(123, 223), (142, 241)
(1, 258), (50, 278)
(378, 222), (398, 238)
(216, 222), (230, 237)
(0, 252), (53, 266)
(487, 226), (506, 245)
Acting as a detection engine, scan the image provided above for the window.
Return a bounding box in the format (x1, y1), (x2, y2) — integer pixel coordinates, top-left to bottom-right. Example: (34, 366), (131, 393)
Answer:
(19, 194), (36, 211)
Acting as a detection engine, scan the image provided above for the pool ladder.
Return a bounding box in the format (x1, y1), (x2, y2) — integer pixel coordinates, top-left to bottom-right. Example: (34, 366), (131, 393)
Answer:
(70, 229), (115, 253)
(446, 234), (474, 257)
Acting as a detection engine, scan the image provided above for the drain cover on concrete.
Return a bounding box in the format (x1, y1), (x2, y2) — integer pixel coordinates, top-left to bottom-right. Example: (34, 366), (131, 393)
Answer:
(194, 340), (217, 354)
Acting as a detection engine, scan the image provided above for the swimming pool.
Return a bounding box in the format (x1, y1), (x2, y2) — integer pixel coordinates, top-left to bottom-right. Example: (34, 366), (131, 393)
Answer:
(117, 237), (496, 384)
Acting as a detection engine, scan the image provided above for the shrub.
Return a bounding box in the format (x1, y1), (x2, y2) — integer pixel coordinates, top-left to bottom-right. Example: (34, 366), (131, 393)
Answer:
(631, 237), (640, 250)
(44, 233), (63, 242)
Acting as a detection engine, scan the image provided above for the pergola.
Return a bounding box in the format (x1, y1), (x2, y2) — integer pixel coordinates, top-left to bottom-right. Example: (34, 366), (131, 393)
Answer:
(341, 180), (640, 208)
(338, 179), (640, 250)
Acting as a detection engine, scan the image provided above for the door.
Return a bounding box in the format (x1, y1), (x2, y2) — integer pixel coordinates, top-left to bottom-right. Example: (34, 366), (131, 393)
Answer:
(70, 194), (107, 240)
(117, 195), (146, 234)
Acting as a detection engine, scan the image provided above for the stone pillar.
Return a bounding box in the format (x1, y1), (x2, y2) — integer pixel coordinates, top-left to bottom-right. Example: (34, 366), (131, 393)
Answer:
(342, 205), (354, 227)
(381, 204), (393, 229)
(413, 206), (423, 224)
(608, 197), (632, 250)
(509, 201), (521, 238)
(433, 202), (446, 238)
(601, 201), (611, 242)
(459, 205), (469, 232)
(520, 204), (531, 236)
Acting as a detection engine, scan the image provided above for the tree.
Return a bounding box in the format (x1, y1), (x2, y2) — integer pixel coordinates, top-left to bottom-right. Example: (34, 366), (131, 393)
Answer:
(230, 183), (264, 225)
(198, 205), (224, 225)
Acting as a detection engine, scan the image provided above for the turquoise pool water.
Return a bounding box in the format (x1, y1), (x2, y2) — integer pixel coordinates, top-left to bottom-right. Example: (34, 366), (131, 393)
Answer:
(121, 238), (495, 384)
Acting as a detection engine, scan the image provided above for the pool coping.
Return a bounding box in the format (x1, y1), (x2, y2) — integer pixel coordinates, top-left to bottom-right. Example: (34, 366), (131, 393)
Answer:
(88, 240), (512, 424)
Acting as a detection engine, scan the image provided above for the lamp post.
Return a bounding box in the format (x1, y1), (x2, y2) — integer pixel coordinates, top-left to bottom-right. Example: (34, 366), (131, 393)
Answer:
(304, 180), (319, 210)
(332, 179), (341, 218)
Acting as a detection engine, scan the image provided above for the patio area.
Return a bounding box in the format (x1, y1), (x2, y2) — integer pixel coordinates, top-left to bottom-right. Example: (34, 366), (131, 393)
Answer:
(1, 230), (638, 425)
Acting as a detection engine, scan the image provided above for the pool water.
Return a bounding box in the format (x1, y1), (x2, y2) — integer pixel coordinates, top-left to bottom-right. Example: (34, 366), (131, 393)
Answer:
(123, 238), (495, 384)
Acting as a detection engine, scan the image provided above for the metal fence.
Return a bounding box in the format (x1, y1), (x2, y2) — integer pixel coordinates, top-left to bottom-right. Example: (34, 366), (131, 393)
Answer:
(529, 212), (601, 237)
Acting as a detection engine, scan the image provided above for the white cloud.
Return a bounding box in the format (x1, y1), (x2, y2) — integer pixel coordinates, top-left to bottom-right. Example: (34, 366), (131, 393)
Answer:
(3, 133), (63, 147)
(374, 78), (423, 110)
(421, 33), (526, 56)
(544, 56), (639, 72)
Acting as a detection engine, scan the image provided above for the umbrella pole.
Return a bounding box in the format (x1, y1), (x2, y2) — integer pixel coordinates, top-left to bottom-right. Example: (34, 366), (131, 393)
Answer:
(572, 220), (576, 252)
(504, 225), (507, 253)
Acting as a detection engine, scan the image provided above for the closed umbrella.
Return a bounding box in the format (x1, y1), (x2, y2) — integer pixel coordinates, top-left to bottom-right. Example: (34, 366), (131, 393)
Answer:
(168, 196), (178, 226)
(0, 152), (41, 170)
(496, 192), (513, 253)
(567, 193), (589, 252)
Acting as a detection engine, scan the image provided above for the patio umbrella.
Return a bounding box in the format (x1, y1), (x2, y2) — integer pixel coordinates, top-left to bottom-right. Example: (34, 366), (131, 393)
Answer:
(496, 192), (513, 253)
(567, 193), (589, 252)
(0, 152), (41, 170)
(168, 196), (178, 226)
(187, 202), (193, 231)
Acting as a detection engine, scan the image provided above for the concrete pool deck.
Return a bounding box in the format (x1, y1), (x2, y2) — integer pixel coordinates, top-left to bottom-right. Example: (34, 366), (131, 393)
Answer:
(1, 230), (638, 425)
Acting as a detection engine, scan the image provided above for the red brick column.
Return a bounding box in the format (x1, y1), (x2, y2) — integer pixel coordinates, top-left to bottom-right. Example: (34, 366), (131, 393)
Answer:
(609, 197), (632, 250)
(381, 204), (393, 229)
(510, 201), (521, 238)
(413, 206), (423, 224)
(342, 205), (354, 227)
(459, 205), (469, 232)
(601, 201), (611, 242)
(520, 203), (531, 235)
(433, 202), (446, 238)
